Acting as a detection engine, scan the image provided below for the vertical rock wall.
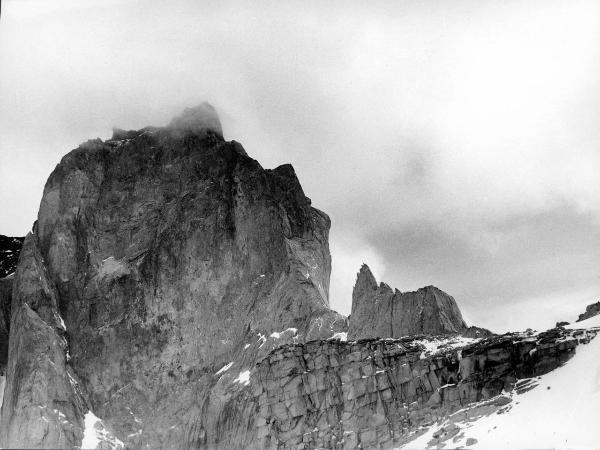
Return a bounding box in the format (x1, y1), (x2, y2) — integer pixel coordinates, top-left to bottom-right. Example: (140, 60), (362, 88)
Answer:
(0, 105), (345, 449)
(348, 264), (487, 340)
(247, 327), (595, 449)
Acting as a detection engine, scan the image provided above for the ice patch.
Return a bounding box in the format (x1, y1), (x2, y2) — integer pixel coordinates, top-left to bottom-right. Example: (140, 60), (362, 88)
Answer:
(233, 370), (251, 386)
(215, 362), (233, 376)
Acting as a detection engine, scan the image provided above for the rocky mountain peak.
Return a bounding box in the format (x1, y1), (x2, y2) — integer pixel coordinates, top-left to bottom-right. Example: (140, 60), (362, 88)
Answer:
(0, 104), (346, 449)
(167, 102), (223, 138)
(355, 264), (378, 292)
(349, 266), (486, 340)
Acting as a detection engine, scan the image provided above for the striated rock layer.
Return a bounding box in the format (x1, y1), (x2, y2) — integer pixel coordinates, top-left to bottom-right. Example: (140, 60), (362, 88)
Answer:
(243, 326), (597, 449)
(0, 104), (345, 449)
(348, 264), (489, 340)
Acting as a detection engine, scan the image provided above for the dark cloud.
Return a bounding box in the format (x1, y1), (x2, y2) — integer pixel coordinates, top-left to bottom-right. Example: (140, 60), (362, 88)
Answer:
(366, 205), (600, 331)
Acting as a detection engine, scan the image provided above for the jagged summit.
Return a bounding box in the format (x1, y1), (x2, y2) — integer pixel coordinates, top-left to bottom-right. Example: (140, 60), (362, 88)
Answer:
(354, 263), (378, 293)
(349, 264), (488, 340)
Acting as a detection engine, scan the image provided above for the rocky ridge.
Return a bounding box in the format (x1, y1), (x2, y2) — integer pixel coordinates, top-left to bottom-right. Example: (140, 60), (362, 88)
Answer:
(230, 325), (598, 449)
(576, 301), (600, 322)
(348, 264), (489, 341)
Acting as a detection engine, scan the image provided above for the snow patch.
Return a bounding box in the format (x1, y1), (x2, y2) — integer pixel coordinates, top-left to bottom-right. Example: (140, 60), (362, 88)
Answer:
(329, 332), (348, 342)
(97, 256), (129, 280)
(566, 314), (600, 330)
(406, 332), (600, 449)
(215, 362), (233, 376)
(414, 336), (480, 359)
(270, 328), (297, 339)
(82, 411), (124, 449)
(257, 333), (267, 347)
(233, 370), (251, 386)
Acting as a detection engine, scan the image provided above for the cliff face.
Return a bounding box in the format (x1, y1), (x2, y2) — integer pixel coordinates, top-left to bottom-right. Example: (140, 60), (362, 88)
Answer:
(348, 265), (486, 340)
(235, 326), (597, 449)
(0, 235), (24, 279)
(0, 104), (345, 449)
(0, 236), (24, 379)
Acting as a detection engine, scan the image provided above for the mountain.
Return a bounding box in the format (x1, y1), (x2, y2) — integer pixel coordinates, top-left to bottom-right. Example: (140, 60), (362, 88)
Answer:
(348, 264), (490, 340)
(0, 104), (345, 449)
(0, 104), (596, 449)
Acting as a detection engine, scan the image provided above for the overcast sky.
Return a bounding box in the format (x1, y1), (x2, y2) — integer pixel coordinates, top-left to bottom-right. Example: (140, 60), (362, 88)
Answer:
(1, 0), (599, 332)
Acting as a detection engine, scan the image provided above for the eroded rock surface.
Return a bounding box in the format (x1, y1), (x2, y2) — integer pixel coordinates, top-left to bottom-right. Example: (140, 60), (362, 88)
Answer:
(244, 326), (597, 449)
(0, 234), (86, 448)
(0, 105), (344, 449)
(348, 264), (489, 340)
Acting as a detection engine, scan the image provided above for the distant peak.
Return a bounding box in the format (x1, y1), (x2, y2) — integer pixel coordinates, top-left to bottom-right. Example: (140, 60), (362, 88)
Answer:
(355, 264), (378, 291)
(168, 103), (223, 138)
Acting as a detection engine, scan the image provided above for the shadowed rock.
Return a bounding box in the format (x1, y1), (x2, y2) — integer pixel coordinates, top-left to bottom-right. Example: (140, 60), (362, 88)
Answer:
(0, 235), (24, 378)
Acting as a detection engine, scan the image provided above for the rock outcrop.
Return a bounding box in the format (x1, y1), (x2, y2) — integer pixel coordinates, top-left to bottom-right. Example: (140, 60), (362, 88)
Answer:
(0, 104), (345, 449)
(0, 235), (24, 279)
(576, 301), (600, 322)
(0, 236), (24, 378)
(348, 264), (488, 340)
(241, 325), (598, 449)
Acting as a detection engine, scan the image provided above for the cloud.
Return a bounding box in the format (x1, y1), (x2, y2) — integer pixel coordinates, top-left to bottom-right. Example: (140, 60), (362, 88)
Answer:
(0, 0), (599, 331)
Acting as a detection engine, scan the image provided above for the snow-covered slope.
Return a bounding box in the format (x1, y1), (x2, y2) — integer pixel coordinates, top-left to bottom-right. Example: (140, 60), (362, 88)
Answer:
(404, 320), (600, 449)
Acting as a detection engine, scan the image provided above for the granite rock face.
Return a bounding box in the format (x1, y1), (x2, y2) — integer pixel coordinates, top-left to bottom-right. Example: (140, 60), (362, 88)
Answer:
(0, 105), (345, 449)
(0, 234), (86, 448)
(576, 301), (600, 322)
(0, 235), (24, 279)
(0, 236), (24, 378)
(348, 264), (488, 340)
(241, 326), (597, 449)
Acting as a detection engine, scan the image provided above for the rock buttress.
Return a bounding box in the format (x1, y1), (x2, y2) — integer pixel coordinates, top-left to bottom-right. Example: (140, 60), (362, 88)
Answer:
(1, 105), (345, 448)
